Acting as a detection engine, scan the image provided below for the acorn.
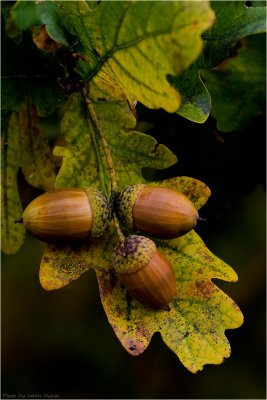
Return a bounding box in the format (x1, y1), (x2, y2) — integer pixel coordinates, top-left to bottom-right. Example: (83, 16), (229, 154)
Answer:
(113, 235), (176, 308)
(22, 188), (112, 243)
(115, 185), (199, 239)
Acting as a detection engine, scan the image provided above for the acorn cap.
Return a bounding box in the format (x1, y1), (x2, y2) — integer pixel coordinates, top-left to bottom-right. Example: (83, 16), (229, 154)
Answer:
(84, 187), (112, 237)
(115, 184), (145, 230)
(113, 235), (156, 275)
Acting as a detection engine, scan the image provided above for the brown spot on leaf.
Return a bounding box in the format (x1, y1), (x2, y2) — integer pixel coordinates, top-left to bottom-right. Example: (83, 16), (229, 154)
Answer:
(196, 281), (215, 298)
(97, 271), (118, 297)
(125, 339), (145, 356)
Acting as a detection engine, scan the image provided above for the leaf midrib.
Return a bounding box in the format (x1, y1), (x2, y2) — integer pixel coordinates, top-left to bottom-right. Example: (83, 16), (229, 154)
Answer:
(85, 20), (195, 82)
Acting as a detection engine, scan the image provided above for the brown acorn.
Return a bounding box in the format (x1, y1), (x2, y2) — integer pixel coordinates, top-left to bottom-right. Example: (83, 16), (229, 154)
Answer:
(22, 188), (112, 243)
(115, 185), (199, 239)
(113, 235), (176, 308)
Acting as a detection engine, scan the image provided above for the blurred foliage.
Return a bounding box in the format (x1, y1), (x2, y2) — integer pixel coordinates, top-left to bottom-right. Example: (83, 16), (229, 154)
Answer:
(202, 34), (266, 132)
(1, 26), (66, 115)
(199, 0), (266, 69)
(169, 0), (266, 123)
(1, 111), (25, 254)
(19, 99), (56, 191)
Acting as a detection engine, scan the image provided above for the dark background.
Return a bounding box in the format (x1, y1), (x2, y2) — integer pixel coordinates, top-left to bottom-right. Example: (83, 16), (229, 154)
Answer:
(2, 106), (266, 399)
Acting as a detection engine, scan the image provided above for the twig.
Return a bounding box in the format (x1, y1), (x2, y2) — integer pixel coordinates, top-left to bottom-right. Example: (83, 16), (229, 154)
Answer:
(82, 87), (117, 192)
(82, 87), (125, 242)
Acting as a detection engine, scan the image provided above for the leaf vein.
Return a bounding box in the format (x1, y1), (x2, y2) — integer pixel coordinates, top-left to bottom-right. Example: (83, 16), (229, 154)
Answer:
(111, 56), (162, 96)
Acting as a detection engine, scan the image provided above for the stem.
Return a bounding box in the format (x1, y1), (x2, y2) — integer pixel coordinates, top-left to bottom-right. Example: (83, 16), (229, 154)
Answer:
(113, 214), (125, 242)
(82, 87), (117, 192)
(82, 87), (125, 241)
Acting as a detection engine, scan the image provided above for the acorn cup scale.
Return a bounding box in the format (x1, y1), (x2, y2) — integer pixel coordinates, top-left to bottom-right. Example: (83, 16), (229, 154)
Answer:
(115, 185), (199, 239)
(22, 188), (112, 243)
(113, 235), (177, 308)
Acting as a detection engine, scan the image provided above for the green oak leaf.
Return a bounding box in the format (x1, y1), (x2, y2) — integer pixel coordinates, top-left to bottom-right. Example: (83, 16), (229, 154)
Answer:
(199, 0), (266, 69)
(11, 1), (215, 112)
(54, 93), (177, 193)
(201, 34), (266, 132)
(54, 92), (112, 192)
(39, 176), (243, 372)
(1, 111), (25, 254)
(168, 65), (211, 123)
(83, 1), (215, 112)
(19, 99), (56, 191)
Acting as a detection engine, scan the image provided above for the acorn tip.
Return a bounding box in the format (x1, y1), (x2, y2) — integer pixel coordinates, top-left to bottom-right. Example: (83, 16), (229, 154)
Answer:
(197, 216), (206, 223)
